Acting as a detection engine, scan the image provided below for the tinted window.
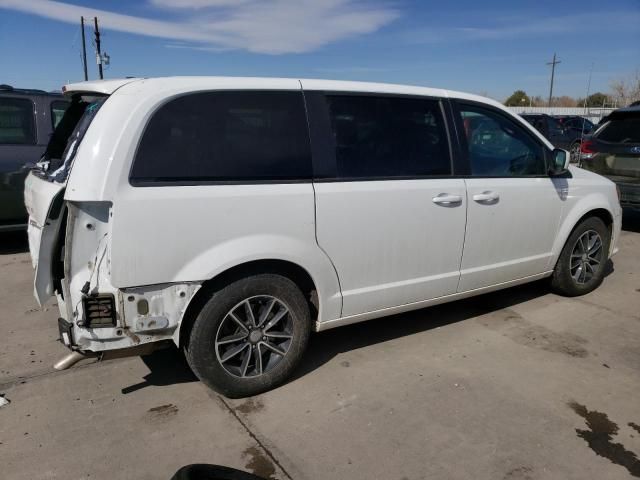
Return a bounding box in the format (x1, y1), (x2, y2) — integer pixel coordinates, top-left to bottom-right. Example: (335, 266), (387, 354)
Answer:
(50, 100), (70, 129)
(459, 104), (546, 176)
(325, 95), (451, 178)
(131, 91), (312, 184)
(0, 97), (35, 144)
(522, 116), (547, 135)
(596, 116), (640, 143)
(547, 117), (564, 132)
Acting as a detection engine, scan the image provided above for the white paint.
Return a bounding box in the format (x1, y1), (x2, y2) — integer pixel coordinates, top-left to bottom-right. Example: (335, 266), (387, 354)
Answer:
(314, 179), (466, 316)
(24, 76), (622, 355)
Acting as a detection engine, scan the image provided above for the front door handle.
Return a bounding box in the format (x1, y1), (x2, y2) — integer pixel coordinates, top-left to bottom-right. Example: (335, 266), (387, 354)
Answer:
(432, 194), (462, 206)
(472, 191), (500, 204)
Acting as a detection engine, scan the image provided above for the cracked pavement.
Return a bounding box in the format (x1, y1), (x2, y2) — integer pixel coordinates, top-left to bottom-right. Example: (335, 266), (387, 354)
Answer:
(1, 210), (639, 480)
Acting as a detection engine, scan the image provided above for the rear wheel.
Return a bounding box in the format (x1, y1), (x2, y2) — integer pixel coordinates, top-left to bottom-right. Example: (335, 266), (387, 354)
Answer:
(551, 217), (610, 296)
(186, 274), (311, 398)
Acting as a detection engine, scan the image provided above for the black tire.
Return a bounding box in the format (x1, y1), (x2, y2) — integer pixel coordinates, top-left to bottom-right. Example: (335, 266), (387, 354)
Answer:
(551, 217), (610, 297)
(185, 273), (311, 398)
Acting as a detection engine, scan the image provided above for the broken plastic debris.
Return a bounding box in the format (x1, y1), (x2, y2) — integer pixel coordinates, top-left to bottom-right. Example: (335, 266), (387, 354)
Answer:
(0, 395), (9, 408)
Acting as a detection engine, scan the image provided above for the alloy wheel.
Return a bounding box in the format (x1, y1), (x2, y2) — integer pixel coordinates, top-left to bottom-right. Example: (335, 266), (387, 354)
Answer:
(215, 295), (293, 378)
(570, 230), (603, 285)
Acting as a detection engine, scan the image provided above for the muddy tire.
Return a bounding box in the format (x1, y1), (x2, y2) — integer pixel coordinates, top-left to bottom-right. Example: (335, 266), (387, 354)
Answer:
(185, 274), (311, 398)
(551, 217), (610, 297)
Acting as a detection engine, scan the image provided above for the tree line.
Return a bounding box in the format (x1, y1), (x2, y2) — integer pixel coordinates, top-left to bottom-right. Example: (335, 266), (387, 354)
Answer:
(502, 71), (640, 108)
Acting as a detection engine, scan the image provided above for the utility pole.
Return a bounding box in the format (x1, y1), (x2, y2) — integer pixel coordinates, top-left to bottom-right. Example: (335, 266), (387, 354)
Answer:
(80, 17), (88, 81)
(94, 17), (103, 80)
(547, 53), (561, 107)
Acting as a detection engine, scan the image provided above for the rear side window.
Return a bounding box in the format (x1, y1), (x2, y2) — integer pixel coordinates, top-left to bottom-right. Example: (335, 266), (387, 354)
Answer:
(131, 91), (312, 184)
(0, 97), (35, 145)
(324, 95), (451, 179)
(596, 115), (640, 143)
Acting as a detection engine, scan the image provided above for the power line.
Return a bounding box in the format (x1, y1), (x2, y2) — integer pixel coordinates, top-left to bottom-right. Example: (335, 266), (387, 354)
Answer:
(546, 53), (561, 107)
(81, 16), (88, 81)
(94, 17), (103, 80)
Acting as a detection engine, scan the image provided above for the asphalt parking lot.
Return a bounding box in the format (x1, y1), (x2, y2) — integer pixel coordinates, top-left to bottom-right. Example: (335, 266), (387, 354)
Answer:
(1, 211), (640, 480)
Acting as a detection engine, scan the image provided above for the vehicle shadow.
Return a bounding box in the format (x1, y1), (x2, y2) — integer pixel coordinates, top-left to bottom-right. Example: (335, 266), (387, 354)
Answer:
(125, 271), (618, 393)
(291, 280), (552, 381)
(622, 208), (640, 233)
(121, 347), (197, 394)
(121, 282), (553, 394)
(0, 231), (29, 254)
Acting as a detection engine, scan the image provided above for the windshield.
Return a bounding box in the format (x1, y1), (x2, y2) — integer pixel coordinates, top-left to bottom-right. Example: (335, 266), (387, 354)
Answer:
(39, 94), (106, 182)
(596, 115), (640, 143)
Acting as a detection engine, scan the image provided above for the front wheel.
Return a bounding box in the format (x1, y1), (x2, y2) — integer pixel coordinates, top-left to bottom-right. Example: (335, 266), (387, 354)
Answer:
(551, 217), (610, 296)
(186, 274), (311, 398)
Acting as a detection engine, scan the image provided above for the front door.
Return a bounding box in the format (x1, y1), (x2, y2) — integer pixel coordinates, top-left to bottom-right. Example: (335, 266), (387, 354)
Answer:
(308, 92), (467, 317)
(454, 102), (564, 292)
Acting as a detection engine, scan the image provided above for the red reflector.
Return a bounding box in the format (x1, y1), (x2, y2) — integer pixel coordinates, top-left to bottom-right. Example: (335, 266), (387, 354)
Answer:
(581, 140), (597, 154)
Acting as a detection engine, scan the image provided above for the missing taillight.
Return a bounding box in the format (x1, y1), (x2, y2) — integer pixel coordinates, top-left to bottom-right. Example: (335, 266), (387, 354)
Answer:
(82, 295), (117, 328)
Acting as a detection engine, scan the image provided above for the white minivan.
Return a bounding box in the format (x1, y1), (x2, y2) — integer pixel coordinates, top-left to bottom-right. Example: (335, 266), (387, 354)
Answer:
(25, 77), (622, 397)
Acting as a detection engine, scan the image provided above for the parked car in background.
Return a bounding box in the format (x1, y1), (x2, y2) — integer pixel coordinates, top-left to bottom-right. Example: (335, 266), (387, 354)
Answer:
(554, 115), (595, 135)
(579, 105), (640, 210)
(0, 84), (69, 231)
(25, 77), (621, 398)
(520, 113), (584, 161)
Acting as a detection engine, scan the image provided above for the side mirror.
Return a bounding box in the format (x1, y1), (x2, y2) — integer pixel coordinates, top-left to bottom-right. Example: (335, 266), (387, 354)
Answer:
(549, 148), (570, 175)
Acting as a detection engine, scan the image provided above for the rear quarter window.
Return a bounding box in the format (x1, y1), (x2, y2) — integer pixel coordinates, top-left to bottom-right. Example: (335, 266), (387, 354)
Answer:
(130, 91), (312, 184)
(596, 115), (640, 143)
(0, 97), (36, 145)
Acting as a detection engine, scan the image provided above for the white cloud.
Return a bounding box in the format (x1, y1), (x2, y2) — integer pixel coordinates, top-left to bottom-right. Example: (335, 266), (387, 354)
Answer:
(150, 0), (254, 8)
(0, 0), (399, 54)
(404, 11), (640, 44)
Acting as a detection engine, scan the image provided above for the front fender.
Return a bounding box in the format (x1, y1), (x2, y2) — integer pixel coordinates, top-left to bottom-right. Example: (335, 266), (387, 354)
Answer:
(550, 191), (618, 268)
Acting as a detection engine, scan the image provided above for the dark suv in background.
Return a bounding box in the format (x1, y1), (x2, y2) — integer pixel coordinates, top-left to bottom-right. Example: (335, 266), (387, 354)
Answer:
(579, 106), (640, 210)
(555, 115), (595, 135)
(520, 113), (587, 161)
(0, 84), (68, 231)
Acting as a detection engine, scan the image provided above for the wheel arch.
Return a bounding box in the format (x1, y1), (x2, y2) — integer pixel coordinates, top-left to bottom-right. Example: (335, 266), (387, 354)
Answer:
(176, 259), (321, 350)
(551, 201), (614, 269)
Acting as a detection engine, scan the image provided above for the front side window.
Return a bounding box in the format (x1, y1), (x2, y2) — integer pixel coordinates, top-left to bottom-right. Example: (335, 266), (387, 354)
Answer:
(131, 91), (312, 184)
(0, 97), (35, 145)
(324, 95), (451, 179)
(459, 104), (546, 176)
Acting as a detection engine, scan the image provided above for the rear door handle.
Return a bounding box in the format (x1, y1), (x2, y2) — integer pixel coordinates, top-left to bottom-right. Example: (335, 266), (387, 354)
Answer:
(432, 194), (462, 206)
(472, 191), (500, 203)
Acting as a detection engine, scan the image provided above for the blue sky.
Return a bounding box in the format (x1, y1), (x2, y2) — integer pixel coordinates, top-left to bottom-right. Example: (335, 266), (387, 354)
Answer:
(0, 0), (638, 100)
